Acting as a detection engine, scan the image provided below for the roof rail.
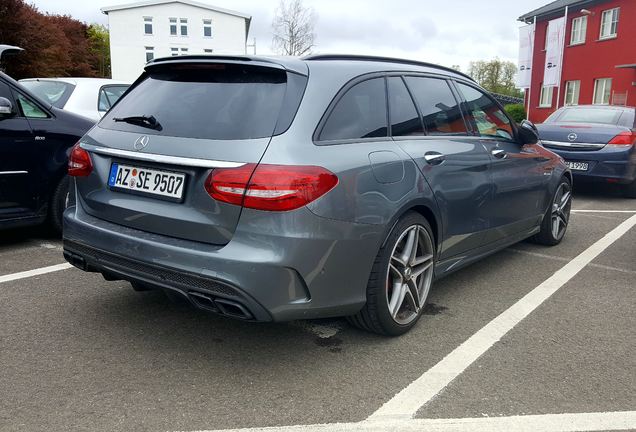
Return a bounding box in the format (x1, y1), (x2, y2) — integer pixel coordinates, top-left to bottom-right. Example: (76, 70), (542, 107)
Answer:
(303, 54), (475, 82)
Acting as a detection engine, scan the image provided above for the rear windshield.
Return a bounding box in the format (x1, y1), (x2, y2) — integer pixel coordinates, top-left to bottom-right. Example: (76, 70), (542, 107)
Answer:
(552, 108), (623, 125)
(101, 64), (290, 140)
(20, 80), (75, 108)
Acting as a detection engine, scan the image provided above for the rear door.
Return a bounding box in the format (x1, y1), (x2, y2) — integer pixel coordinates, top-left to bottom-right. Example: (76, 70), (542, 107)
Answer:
(78, 61), (307, 245)
(396, 75), (492, 260)
(0, 80), (37, 219)
(454, 81), (550, 242)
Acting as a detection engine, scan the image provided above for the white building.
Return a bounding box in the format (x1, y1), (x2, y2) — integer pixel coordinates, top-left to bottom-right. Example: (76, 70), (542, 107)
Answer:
(101, 0), (252, 81)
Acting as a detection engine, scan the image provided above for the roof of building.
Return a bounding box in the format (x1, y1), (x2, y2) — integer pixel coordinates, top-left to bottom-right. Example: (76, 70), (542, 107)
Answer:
(101, 0), (250, 19)
(101, 0), (251, 40)
(518, 0), (604, 22)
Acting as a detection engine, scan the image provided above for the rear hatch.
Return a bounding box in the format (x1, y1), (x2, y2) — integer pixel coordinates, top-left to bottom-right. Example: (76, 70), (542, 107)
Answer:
(76, 58), (307, 245)
(537, 107), (633, 152)
(538, 123), (630, 151)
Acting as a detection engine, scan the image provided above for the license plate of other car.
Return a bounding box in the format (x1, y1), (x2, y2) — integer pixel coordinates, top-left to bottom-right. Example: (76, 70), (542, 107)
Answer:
(565, 161), (589, 171)
(108, 163), (186, 200)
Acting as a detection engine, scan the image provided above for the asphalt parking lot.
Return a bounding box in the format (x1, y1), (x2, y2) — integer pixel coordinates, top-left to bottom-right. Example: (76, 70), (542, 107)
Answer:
(1, 185), (634, 432)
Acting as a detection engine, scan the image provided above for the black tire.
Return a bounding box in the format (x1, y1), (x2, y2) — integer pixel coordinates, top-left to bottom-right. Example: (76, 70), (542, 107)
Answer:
(532, 177), (572, 246)
(348, 212), (436, 336)
(48, 176), (69, 235)
(623, 179), (636, 199)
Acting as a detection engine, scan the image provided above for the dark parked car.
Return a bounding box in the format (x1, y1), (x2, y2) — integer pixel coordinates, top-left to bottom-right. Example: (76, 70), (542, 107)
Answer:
(0, 71), (94, 233)
(537, 105), (636, 197)
(63, 55), (571, 336)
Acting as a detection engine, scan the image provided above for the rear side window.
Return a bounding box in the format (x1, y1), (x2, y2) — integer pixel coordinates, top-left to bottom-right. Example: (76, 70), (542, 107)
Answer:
(13, 92), (49, 118)
(388, 77), (424, 137)
(319, 78), (388, 141)
(456, 82), (514, 140)
(19, 80), (75, 108)
(405, 77), (468, 135)
(98, 85), (129, 112)
(101, 64), (293, 140)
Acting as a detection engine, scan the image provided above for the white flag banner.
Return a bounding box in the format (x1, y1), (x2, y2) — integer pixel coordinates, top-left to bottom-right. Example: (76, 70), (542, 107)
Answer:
(517, 24), (534, 88)
(543, 17), (566, 87)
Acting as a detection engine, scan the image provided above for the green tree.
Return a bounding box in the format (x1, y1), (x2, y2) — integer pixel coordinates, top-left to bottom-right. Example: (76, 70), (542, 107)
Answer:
(0, 0), (99, 79)
(468, 58), (523, 98)
(88, 24), (111, 78)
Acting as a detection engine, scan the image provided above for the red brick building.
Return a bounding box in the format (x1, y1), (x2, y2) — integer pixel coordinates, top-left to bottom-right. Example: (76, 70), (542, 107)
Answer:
(519, 0), (636, 123)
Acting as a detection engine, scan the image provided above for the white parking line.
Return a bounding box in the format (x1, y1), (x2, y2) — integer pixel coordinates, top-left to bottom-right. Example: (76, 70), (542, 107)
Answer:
(368, 214), (636, 421)
(0, 263), (73, 284)
(182, 411), (636, 432)
(571, 210), (636, 213)
(508, 248), (636, 276)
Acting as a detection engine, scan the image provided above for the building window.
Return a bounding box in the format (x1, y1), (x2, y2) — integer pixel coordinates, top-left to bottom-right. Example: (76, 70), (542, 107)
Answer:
(145, 46), (154, 62)
(203, 19), (212, 37)
(539, 86), (553, 108)
(600, 8), (619, 39)
(564, 81), (580, 105)
(169, 18), (177, 36)
(170, 47), (179, 56)
(570, 16), (587, 45)
(180, 48), (188, 55)
(204, 49), (213, 54)
(593, 78), (612, 105)
(144, 17), (153, 35)
(180, 18), (188, 36)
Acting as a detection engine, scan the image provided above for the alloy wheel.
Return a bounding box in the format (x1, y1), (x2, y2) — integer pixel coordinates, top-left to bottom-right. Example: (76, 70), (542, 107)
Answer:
(551, 182), (571, 241)
(386, 224), (434, 325)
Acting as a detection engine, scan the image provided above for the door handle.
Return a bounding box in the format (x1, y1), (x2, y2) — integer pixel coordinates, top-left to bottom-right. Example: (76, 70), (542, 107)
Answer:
(424, 152), (445, 165)
(491, 149), (507, 159)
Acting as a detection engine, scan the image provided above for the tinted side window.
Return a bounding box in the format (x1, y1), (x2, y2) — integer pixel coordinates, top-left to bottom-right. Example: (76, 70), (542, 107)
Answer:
(388, 77), (424, 137)
(0, 82), (15, 107)
(319, 78), (388, 141)
(456, 82), (514, 140)
(405, 77), (467, 135)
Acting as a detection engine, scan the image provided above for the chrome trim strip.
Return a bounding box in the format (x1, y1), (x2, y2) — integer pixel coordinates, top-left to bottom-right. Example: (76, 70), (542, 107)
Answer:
(0, 171), (28, 175)
(80, 143), (245, 169)
(541, 140), (605, 150)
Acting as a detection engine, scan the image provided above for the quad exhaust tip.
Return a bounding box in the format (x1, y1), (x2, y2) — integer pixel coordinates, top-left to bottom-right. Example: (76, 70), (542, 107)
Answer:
(188, 291), (253, 320)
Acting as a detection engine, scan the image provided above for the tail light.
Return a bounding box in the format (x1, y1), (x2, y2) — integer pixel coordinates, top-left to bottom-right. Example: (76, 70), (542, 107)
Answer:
(68, 143), (93, 177)
(608, 131), (636, 146)
(205, 163), (338, 211)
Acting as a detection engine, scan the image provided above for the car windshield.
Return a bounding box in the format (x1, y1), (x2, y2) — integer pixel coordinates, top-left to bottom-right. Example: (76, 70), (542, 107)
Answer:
(19, 80), (75, 108)
(100, 64), (288, 140)
(554, 108), (623, 125)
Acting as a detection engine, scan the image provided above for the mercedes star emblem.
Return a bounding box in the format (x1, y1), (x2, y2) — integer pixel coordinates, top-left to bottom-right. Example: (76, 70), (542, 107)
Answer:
(134, 135), (150, 151)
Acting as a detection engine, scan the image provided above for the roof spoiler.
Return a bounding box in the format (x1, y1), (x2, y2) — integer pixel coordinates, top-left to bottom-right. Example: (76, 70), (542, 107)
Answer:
(145, 55), (309, 76)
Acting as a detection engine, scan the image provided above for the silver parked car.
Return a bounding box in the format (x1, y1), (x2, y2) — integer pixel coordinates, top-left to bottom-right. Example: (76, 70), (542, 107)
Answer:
(19, 77), (129, 121)
(63, 55), (571, 336)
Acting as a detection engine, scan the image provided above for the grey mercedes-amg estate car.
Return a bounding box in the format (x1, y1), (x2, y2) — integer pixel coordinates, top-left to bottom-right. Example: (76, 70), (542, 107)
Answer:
(63, 55), (571, 336)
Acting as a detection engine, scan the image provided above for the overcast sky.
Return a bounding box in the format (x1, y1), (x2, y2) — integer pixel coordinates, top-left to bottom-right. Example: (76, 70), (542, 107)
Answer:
(30, 0), (547, 71)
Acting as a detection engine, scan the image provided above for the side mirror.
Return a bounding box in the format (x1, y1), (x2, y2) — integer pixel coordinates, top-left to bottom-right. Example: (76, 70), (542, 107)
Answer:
(0, 96), (13, 116)
(518, 120), (539, 145)
(520, 119), (538, 134)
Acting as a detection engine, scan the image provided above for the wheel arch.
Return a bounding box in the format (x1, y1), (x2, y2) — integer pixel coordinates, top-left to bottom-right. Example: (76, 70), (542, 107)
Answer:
(381, 200), (442, 254)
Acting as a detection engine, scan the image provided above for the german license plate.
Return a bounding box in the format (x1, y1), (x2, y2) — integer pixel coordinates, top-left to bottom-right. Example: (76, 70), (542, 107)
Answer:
(108, 163), (186, 200)
(565, 161), (589, 171)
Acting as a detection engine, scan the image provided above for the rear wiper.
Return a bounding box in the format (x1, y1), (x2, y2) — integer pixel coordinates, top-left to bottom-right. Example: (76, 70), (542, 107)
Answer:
(113, 115), (162, 131)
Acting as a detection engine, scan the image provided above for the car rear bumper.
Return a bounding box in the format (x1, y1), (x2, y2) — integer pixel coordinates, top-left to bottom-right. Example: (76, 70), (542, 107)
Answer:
(63, 201), (383, 322)
(545, 144), (636, 184)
